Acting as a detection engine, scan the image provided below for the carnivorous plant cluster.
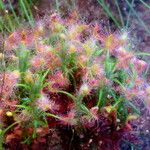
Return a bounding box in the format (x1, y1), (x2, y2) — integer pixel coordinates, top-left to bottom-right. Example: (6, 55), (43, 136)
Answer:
(0, 12), (149, 149)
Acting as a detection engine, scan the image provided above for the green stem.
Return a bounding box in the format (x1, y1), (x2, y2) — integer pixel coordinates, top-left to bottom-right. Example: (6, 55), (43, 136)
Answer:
(3, 121), (20, 134)
(97, 89), (103, 108)
(8, 0), (20, 26)
(139, 0), (150, 9)
(125, 0), (150, 35)
(45, 113), (61, 120)
(114, 0), (124, 26)
(97, 0), (121, 28)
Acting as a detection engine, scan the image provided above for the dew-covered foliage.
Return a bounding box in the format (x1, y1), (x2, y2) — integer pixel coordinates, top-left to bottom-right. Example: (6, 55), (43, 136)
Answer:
(0, 12), (150, 149)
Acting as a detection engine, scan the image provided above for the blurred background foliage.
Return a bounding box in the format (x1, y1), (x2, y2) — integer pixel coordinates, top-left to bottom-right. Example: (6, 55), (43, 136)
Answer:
(0, 0), (150, 32)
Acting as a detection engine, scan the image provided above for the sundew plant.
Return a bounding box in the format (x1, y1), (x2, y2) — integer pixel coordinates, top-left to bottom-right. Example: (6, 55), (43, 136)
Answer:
(0, 12), (150, 149)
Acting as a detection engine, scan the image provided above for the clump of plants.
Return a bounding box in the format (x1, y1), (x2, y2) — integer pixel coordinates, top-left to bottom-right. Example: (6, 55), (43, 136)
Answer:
(0, 12), (149, 149)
